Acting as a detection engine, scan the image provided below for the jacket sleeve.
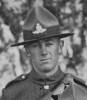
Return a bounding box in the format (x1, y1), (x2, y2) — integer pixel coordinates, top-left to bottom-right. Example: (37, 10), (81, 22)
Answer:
(0, 89), (8, 100)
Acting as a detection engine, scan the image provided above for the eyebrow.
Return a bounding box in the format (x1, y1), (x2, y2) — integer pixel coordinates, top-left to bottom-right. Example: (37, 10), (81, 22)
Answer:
(40, 37), (56, 42)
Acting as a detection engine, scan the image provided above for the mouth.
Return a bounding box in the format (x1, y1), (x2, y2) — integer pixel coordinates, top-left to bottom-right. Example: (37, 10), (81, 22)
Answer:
(40, 58), (51, 62)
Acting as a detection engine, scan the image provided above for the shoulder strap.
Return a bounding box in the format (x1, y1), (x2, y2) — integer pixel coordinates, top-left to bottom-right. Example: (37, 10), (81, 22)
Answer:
(5, 74), (28, 88)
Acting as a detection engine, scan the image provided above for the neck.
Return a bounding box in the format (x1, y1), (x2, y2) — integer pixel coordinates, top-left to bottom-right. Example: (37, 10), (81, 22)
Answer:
(33, 65), (59, 78)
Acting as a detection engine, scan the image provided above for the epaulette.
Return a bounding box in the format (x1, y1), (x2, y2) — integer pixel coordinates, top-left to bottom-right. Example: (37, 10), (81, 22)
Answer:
(63, 73), (74, 85)
(63, 73), (87, 89)
(63, 73), (87, 86)
(73, 75), (87, 88)
(5, 74), (28, 89)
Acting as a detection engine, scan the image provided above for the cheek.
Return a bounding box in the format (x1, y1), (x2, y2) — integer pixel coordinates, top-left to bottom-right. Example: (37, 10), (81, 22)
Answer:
(30, 50), (40, 62)
(51, 46), (59, 56)
(51, 46), (60, 62)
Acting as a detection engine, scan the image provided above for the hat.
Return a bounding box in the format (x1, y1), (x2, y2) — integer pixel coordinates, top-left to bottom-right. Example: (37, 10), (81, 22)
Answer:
(11, 0), (73, 47)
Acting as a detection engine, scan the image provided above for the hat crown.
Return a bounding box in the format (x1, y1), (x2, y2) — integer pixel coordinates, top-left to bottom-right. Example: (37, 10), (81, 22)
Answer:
(23, 0), (59, 31)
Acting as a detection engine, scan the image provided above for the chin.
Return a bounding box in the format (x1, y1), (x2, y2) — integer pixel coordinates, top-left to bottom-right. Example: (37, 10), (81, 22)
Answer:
(40, 66), (54, 73)
(41, 63), (53, 67)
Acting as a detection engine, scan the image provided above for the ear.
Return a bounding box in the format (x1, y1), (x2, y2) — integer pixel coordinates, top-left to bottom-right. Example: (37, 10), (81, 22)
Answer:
(60, 40), (64, 49)
(25, 47), (31, 56)
(59, 40), (64, 54)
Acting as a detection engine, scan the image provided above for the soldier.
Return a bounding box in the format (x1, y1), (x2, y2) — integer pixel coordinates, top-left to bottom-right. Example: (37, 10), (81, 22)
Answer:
(1, 0), (87, 100)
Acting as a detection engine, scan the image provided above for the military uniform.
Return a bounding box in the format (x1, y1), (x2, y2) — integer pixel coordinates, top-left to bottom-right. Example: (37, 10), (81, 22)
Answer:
(1, 68), (87, 100)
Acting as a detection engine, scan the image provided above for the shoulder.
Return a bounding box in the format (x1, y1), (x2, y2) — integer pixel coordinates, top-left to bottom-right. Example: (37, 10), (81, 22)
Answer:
(1, 73), (31, 100)
(1, 73), (30, 97)
(5, 73), (30, 89)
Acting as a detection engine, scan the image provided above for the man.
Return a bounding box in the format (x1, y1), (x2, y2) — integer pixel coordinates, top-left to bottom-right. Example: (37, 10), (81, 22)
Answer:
(1, 0), (87, 100)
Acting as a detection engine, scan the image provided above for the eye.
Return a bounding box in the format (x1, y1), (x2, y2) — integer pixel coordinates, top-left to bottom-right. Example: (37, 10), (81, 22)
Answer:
(45, 42), (54, 46)
(30, 43), (38, 48)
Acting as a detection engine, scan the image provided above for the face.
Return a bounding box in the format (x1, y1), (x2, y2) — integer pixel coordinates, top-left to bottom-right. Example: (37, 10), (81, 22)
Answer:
(25, 37), (61, 74)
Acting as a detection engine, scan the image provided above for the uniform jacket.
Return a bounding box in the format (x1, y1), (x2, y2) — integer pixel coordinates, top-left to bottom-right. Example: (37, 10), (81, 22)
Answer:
(0, 69), (87, 100)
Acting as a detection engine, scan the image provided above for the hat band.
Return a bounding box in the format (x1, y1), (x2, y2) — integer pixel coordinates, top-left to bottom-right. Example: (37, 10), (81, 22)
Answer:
(23, 25), (60, 41)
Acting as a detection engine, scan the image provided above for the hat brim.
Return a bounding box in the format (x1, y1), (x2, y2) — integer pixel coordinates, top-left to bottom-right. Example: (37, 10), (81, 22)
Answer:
(11, 33), (73, 47)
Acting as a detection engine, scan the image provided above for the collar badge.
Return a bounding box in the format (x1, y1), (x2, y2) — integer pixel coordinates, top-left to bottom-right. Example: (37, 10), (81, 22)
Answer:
(32, 23), (47, 34)
(44, 85), (50, 90)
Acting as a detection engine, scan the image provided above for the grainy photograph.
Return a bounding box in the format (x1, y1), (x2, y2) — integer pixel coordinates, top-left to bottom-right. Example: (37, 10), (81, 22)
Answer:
(0, 0), (87, 100)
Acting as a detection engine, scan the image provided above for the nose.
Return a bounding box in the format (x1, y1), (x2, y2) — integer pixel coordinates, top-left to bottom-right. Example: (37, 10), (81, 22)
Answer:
(39, 43), (48, 56)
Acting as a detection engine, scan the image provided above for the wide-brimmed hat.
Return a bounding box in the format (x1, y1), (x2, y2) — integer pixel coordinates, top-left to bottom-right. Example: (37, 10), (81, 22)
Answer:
(11, 0), (73, 47)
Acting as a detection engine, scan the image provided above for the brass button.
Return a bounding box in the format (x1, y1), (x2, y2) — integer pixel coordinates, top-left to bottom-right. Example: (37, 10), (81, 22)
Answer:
(21, 75), (25, 79)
